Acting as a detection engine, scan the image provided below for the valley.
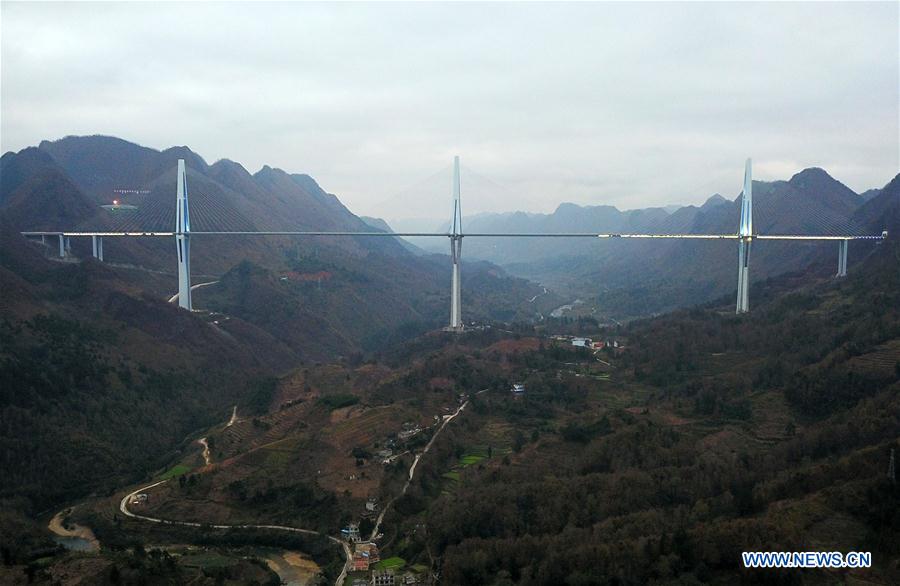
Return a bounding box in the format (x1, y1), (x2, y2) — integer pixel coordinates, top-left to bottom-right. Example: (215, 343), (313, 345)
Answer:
(25, 238), (900, 584)
(3, 3), (898, 584)
(1, 136), (897, 585)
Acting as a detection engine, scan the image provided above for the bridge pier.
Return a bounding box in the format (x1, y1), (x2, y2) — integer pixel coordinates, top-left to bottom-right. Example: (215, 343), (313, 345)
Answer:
(175, 159), (192, 310)
(449, 235), (463, 330)
(90, 235), (104, 261)
(58, 234), (65, 258)
(736, 238), (750, 313)
(836, 239), (848, 277)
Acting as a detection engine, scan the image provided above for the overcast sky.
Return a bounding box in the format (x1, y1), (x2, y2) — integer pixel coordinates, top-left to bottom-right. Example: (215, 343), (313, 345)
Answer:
(2, 2), (897, 221)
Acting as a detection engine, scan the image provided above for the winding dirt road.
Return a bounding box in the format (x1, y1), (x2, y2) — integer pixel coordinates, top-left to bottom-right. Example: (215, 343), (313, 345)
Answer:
(197, 437), (211, 465)
(119, 482), (352, 586)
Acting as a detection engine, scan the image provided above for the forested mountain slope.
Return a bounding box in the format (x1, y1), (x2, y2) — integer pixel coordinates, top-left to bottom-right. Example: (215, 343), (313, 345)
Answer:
(0, 217), (293, 561)
(401, 223), (900, 584)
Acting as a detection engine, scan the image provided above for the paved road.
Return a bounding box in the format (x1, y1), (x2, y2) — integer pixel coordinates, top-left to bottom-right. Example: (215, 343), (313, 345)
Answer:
(167, 280), (219, 303)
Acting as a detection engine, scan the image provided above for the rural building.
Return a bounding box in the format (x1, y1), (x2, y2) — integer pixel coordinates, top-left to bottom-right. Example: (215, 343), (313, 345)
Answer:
(355, 542), (380, 564)
(366, 498), (378, 512)
(511, 383), (525, 394)
(351, 551), (370, 572)
(398, 422), (421, 440)
(342, 522), (360, 543)
(572, 337), (591, 347)
(372, 570), (396, 586)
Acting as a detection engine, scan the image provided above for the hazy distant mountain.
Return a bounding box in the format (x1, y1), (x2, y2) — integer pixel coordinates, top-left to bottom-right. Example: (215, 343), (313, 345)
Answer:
(701, 193), (728, 210)
(360, 215), (426, 255)
(413, 166), (888, 318)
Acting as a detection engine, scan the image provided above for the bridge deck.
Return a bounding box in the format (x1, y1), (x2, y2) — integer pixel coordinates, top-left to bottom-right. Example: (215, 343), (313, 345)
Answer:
(20, 231), (886, 241)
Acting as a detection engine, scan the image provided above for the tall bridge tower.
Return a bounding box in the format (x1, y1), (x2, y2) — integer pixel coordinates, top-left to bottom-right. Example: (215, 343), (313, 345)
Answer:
(736, 158), (752, 314)
(175, 159), (192, 310)
(448, 156), (464, 331)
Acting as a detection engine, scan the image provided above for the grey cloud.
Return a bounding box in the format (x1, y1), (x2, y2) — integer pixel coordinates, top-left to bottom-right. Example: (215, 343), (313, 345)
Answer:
(2, 1), (897, 222)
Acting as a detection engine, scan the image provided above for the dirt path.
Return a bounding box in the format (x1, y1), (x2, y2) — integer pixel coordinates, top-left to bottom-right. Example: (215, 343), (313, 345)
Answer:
(226, 405), (239, 427)
(48, 508), (100, 551)
(198, 437), (211, 465)
(369, 394), (475, 540)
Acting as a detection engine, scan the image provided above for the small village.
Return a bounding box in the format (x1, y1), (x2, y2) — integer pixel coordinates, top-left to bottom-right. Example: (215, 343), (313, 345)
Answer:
(548, 334), (626, 354)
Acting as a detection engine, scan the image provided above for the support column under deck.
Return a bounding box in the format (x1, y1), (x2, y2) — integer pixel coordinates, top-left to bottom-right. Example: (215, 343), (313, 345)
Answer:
(736, 238), (750, 313)
(836, 239), (848, 277)
(58, 234), (65, 258)
(92, 236), (99, 259)
(98, 237), (103, 262)
(449, 236), (463, 330)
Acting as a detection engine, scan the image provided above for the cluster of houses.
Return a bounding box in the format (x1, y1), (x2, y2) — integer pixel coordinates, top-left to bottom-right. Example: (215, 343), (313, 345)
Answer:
(351, 541), (381, 572)
(550, 335), (625, 353)
(350, 570), (419, 586)
(342, 421), (436, 584)
(373, 422), (424, 464)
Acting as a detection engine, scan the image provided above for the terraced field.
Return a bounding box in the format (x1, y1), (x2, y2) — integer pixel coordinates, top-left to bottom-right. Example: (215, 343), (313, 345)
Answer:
(845, 339), (900, 378)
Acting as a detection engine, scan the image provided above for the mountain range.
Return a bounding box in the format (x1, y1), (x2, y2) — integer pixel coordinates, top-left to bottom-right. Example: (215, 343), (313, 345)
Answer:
(1, 136), (555, 360)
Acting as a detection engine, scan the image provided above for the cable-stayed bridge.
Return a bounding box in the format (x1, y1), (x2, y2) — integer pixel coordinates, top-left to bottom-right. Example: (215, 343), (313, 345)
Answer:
(21, 157), (887, 328)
